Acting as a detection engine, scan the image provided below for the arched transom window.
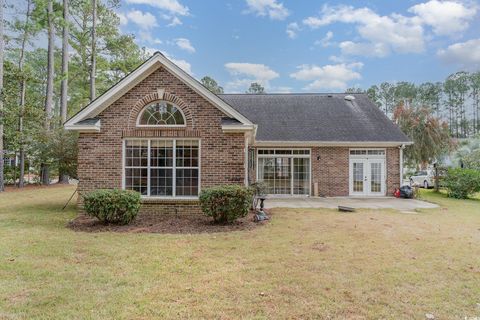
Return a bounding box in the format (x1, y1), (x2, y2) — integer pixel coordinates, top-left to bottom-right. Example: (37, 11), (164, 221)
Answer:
(137, 101), (186, 126)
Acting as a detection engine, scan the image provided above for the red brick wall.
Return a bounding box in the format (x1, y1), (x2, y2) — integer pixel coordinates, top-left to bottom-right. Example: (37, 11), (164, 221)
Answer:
(386, 147), (400, 195)
(77, 67), (246, 214)
(250, 146), (400, 197)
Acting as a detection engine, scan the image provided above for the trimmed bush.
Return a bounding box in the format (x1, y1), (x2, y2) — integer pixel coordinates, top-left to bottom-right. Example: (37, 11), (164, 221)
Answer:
(199, 185), (254, 223)
(83, 189), (141, 224)
(443, 168), (480, 199)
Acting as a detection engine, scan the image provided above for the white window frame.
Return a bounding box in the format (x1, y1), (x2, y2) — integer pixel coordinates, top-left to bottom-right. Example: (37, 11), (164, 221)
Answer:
(136, 100), (187, 128)
(256, 148), (312, 196)
(122, 138), (201, 199)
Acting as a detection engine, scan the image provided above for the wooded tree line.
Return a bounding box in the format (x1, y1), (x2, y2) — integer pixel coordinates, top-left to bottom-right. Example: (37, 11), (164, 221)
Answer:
(0, 0), (146, 190)
(347, 71), (480, 139)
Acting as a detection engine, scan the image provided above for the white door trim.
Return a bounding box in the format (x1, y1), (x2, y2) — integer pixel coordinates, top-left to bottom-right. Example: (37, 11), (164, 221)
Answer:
(349, 149), (386, 196)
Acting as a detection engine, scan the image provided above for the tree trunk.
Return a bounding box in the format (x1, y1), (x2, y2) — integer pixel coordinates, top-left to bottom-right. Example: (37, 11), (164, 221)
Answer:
(0, 0), (4, 192)
(59, 0), (69, 184)
(60, 0), (69, 124)
(17, 0), (32, 188)
(89, 0), (96, 102)
(42, 0), (55, 185)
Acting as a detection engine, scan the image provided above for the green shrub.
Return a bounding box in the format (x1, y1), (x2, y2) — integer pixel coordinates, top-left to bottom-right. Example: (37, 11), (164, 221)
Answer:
(443, 168), (480, 199)
(199, 185), (254, 223)
(83, 189), (141, 224)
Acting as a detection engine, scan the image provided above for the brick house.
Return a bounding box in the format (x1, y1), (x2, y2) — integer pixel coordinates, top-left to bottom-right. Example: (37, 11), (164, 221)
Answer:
(65, 52), (411, 214)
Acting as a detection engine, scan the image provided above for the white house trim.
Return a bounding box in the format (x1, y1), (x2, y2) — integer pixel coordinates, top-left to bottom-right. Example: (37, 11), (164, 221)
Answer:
(65, 52), (253, 130)
(221, 124), (256, 133)
(64, 119), (101, 132)
(254, 140), (413, 147)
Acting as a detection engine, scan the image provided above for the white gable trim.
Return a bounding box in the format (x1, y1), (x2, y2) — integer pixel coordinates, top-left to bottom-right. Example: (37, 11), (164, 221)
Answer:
(64, 52), (252, 130)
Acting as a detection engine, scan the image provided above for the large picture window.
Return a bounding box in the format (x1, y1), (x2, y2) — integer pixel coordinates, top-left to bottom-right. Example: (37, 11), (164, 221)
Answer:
(124, 139), (200, 197)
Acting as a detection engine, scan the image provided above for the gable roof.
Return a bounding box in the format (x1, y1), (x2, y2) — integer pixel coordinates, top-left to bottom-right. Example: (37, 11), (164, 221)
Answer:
(219, 93), (411, 146)
(64, 52), (253, 130)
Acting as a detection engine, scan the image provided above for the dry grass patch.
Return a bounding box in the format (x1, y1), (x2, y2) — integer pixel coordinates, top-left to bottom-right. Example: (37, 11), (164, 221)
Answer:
(0, 186), (479, 319)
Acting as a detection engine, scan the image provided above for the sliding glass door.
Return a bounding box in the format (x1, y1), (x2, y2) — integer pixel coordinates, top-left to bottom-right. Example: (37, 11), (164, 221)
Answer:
(257, 150), (310, 195)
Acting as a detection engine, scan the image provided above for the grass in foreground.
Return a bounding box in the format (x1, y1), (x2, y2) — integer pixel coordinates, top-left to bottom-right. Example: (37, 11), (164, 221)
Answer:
(0, 186), (479, 319)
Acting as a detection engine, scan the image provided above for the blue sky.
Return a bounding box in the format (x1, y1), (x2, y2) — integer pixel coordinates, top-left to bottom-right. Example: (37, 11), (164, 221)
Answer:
(117, 0), (480, 93)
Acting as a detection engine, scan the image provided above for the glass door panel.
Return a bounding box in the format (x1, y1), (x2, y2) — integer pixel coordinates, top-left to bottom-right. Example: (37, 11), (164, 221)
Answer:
(274, 157), (291, 194)
(293, 158), (310, 195)
(258, 157), (291, 195)
(258, 158), (275, 194)
(369, 160), (384, 195)
(352, 161), (365, 193)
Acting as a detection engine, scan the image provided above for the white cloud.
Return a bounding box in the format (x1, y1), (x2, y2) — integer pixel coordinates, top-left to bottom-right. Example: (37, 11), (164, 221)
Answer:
(167, 16), (182, 27)
(409, 0), (477, 36)
(245, 0), (290, 20)
(117, 13), (128, 26)
(302, 2), (478, 58)
(286, 22), (300, 39)
(290, 62), (363, 91)
(437, 38), (480, 69)
(303, 5), (425, 57)
(339, 41), (389, 58)
(139, 31), (163, 44)
(125, 0), (189, 16)
(225, 62), (279, 91)
(126, 10), (158, 29)
(225, 62), (279, 80)
(315, 31), (334, 47)
(174, 38), (195, 53)
(125, 0), (188, 26)
(144, 48), (193, 74)
(165, 54), (192, 74)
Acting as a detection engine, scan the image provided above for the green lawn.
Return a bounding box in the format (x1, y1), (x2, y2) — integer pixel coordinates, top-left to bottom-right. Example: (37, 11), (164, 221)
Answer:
(1, 186), (479, 319)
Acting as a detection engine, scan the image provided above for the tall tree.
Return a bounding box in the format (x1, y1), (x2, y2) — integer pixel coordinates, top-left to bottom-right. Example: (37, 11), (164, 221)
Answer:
(0, 0), (4, 192)
(444, 72), (470, 138)
(60, 0), (69, 123)
(469, 72), (480, 135)
(58, 0), (70, 183)
(366, 85), (382, 108)
(41, 0), (55, 185)
(89, 0), (96, 101)
(417, 82), (442, 117)
(393, 104), (452, 168)
(201, 76), (223, 94)
(15, 0), (34, 188)
(378, 82), (395, 116)
(394, 82), (417, 108)
(246, 82), (265, 94)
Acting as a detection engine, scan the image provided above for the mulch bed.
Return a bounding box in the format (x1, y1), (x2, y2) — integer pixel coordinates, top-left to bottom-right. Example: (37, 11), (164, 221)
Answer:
(68, 210), (270, 234)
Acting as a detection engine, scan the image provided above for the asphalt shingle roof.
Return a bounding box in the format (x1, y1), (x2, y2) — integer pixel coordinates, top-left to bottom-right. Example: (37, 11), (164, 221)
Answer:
(218, 93), (410, 143)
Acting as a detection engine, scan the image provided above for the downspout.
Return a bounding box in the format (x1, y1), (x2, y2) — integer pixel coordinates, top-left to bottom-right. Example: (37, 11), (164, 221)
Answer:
(399, 144), (405, 187)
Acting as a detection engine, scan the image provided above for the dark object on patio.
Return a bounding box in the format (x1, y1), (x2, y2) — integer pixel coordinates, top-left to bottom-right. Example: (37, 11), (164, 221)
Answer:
(338, 206), (355, 212)
(254, 197), (269, 222)
(399, 185), (414, 199)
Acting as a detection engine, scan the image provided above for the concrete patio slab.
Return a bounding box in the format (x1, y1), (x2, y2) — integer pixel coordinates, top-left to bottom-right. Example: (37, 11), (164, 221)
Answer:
(265, 197), (438, 212)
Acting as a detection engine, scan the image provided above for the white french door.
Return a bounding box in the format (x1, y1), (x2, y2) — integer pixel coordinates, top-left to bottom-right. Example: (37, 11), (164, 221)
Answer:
(349, 158), (385, 196)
